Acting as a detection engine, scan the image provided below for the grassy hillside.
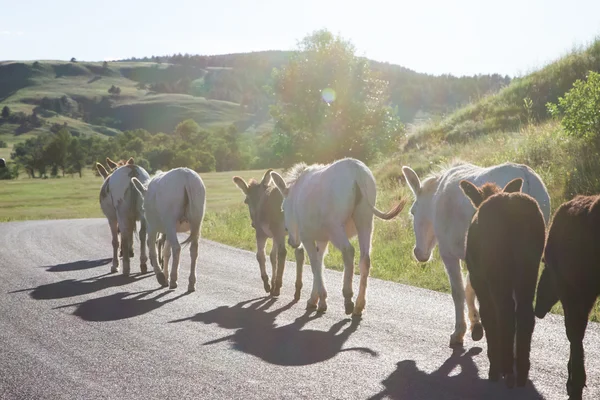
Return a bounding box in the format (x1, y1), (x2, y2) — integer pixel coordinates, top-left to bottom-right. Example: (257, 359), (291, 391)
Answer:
(408, 38), (600, 148)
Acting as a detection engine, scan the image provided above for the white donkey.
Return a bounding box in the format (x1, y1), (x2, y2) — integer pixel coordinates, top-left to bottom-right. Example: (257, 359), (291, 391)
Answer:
(401, 161), (550, 347)
(98, 161), (150, 275)
(271, 158), (405, 316)
(132, 167), (206, 292)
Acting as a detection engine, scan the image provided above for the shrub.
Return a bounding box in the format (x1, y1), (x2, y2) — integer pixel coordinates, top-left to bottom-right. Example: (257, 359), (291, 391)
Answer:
(0, 140), (7, 148)
(1, 105), (10, 119)
(547, 70), (600, 139)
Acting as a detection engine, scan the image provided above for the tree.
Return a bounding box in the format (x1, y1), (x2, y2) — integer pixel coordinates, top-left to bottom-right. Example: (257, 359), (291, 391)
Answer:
(1, 105), (10, 119)
(70, 57), (77, 63)
(46, 128), (71, 176)
(270, 29), (404, 165)
(108, 85), (121, 96)
(102, 61), (109, 70)
(66, 137), (86, 177)
(547, 70), (600, 140)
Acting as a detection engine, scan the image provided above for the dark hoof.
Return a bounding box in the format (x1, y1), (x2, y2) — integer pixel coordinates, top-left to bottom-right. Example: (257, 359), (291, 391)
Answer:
(516, 375), (528, 388)
(129, 250), (134, 257)
(504, 373), (515, 389)
(471, 322), (484, 341)
(317, 306), (327, 313)
(294, 290), (301, 301)
(263, 282), (271, 293)
(140, 263), (148, 274)
(344, 300), (355, 315)
(271, 287), (281, 297)
(306, 302), (317, 311)
(156, 273), (168, 287)
(169, 281), (178, 290)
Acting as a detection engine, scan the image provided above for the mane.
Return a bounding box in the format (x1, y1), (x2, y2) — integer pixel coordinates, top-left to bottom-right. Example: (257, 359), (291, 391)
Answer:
(480, 182), (502, 201)
(424, 159), (469, 181)
(283, 162), (325, 185)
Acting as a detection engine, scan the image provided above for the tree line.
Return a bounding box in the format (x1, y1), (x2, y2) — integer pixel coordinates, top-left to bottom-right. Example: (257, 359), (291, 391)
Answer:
(5, 120), (248, 179)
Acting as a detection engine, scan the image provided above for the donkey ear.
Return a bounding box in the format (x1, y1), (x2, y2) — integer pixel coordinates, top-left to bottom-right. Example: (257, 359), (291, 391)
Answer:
(106, 157), (118, 169)
(96, 162), (109, 179)
(503, 178), (523, 194)
(459, 180), (484, 208)
(131, 177), (147, 196)
(270, 171), (289, 197)
(402, 166), (421, 196)
(261, 168), (273, 187)
(127, 157), (135, 165)
(232, 176), (249, 194)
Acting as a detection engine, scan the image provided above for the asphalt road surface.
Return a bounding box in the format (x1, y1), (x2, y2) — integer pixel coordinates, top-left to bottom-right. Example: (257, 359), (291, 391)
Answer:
(1, 219), (599, 400)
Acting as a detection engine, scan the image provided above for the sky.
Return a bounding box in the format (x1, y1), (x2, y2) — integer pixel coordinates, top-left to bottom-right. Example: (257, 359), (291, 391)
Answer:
(1, 0), (600, 77)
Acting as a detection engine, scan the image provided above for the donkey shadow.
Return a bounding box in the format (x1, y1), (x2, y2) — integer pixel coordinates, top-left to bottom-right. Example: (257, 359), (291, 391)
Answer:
(56, 289), (190, 321)
(368, 347), (545, 400)
(171, 297), (377, 366)
(11, 272), (152, 300)
(42, 258), (112, 272)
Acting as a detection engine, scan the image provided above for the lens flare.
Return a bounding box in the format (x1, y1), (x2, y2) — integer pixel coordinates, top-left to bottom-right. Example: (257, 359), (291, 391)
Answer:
(321, 88), (336, 104)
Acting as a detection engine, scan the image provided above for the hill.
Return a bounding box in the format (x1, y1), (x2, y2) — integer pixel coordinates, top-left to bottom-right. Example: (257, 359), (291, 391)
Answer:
(406, 39), (600, 148)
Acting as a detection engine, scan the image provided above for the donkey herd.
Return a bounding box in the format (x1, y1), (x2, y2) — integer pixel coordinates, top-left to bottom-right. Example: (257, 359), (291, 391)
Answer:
(92, 155), (598, 400)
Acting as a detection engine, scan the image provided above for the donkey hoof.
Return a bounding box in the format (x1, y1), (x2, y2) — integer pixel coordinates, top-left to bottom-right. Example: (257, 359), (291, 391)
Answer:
(169, 282), (178, 290)
(306, 301), (317, 311)
(471, 322), (484, 341)
(317, 304), (327, 313)
(187, 284), (196, 293)
(140, 263), (148, 274)
(122, 270), (130, 277)
(156, 273), (168, 287)
(504, 373), (515, 389)
(294, 290), (301, 301)
(449, 332), (464, 348)
(263, 282), (271, 293)
(271, 287), (281, 297)
(344, 300), (355, 315)
(516, 375), (528, 388)
(110, 266), (118, 273)
(129, 250), (134, 257)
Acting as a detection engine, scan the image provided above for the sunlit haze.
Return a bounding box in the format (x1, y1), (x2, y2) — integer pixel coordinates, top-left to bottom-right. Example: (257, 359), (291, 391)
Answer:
(1, 0), (600, 76)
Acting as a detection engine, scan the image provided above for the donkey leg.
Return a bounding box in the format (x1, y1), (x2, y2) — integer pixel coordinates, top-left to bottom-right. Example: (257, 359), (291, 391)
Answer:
(293, 247), (305, 301)
(162, 238), (171, 284)
(314, 241), (329, 312)
(147, 231), (167, 287)
(303, 241), (325, 311)
(477, 288), (500, 381)
(255, 233), (270, 293)
(466, 273), (483, 341)
(515, 299), (535, 387)
(188, 233), (200, 292)
(497, 291), (516, 388)
(109, 219), (120, 273)
(167, 231), (181, 290)
(330, 226), (356, 315)
(139, 219), (148, 273)
(269, 244), (278, 296)
(564, 297), (593, 399)
(120, 222), (133, 277)
(442, 254), (467, 347)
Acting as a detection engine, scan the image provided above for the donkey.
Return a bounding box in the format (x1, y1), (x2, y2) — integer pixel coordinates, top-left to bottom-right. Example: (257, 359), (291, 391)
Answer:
(98, 160), (150, 275)
(233, 169), (305, 299)
(132, 167), (206, 291)
(461, 178), (545, 388)
(271, 158), (405, 316)
(0, 158), (6, 168)
(535, 195), (600, 400)
(96, 157), (130, 180)
(402, 161), (550, 347)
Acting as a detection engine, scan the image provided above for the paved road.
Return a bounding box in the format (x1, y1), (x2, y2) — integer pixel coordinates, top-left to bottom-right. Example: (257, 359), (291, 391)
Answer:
(0, 219), (598, 400)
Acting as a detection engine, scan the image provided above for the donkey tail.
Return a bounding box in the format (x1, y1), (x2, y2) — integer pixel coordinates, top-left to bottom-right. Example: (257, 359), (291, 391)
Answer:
(355, 167), (406, 221)
(181, 171), (205, 246)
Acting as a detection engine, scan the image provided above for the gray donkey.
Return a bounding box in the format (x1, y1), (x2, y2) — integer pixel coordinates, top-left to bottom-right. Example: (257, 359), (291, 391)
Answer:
(233, 169), (305, 300)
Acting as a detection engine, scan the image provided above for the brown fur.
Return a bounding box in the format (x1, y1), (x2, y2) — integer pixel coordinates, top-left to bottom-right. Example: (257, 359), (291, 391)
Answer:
(233, 170), (305, 299)
(461, 178), (545, 388)
(535, 195), (600, 399)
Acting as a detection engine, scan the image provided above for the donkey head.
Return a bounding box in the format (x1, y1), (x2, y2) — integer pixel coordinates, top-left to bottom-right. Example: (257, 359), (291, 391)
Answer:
(232, 169), (273, 230)
(459, 178), (523, 209)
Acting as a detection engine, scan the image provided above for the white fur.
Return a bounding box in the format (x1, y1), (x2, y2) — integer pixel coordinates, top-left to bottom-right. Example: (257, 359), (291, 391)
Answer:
(132, 167), (206, 291)
(271, 158), (402, 315)
(99, 164), (150, 275)
(402, 161), (551, 346)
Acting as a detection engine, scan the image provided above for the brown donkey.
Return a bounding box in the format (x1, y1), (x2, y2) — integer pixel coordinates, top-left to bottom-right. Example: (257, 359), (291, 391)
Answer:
(233, 169), (305, 300)
(535, 195), (600, 400)
(460, 178), (545, 388)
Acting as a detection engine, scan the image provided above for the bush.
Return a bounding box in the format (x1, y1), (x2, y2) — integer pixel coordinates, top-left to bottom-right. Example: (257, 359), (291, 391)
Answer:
(547, 70), (600, 139)
(0, 163), (19, 180)
(1, 105), (10, 119)
(0, 140), (7, 148)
